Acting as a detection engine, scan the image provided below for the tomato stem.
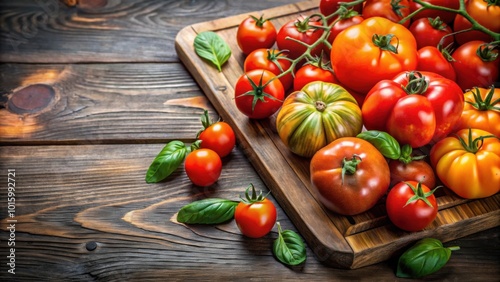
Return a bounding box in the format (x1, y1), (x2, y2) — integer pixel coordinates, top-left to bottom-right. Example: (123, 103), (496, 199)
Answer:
(456, 128), (499, 154)
(403, 182), (439, 208)
(403, 72), (429, 94)
(240, 183), (268, 204)
(341, 154), (362, 185)
(372, 34), (399, 54)
(466, 86), (500, 111)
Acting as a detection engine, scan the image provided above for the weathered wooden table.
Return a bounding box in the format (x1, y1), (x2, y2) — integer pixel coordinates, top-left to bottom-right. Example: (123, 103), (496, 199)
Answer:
(0, 0), (498, 280)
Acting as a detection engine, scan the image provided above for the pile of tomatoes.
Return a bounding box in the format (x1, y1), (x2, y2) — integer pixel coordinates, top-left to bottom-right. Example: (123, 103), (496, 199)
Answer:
(232, 0), (500, 232)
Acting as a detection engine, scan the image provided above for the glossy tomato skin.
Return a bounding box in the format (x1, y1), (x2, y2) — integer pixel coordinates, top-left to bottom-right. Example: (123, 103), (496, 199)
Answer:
(199, 121), (236, 158)
(363, 0), (411, 27)
(244, 48), (293, 90)
(409, 17), (454, 49)
(234, 69), (285, 119)
(236, 16), (277, 55)
(386, 181), (438, 232)
(184, 149), (222, 187)
(430, 129), (500, 199)
(409, 0), (460, 24)
(416, 46), (456, 81)
(276, 16), (324, 60)
(453, 87), (500, 136)
(453, 0), (500, 45)
(234, 198), (277, 238)
(389, 159), (436, 189)
(310, 137), (390, 215)
(453, 14), (492, 45)
(293, 64), (337, 91)
(451, 41), (500, 91)
(327, 14), (364, 45)
(330, 17), (418, 94)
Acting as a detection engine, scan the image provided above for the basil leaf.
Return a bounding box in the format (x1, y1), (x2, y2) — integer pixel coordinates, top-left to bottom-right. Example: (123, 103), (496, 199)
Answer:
(397, 238), (460, 278)
(273, 222), (307, 266)
(145, 140), (188, 183)
(177, 198), (238, 224)
(194, 31), (231, 72)
(357, 130), (401, 160)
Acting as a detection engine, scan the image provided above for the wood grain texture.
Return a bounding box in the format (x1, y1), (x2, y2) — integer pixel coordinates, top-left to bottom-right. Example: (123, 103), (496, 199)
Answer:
(0, 0), (304, 63)
(0, 145), (498, 281)
(175, 0), (500, 269)
(0, 63), (214, 144)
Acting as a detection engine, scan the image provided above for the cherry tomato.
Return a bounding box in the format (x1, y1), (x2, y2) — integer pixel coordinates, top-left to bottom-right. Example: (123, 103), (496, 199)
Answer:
(244, 48), (293, 90)
(236, 15), (277, 55)
(386, 181), (438, 232)
(416, 46), (456, 81)
(234, 69), (285, 119)
(326, 11), (364, 46)
(409, 17), (454, 49)
(389, 159), (436, 189)
(293, 60), (337, 91)
(234, 184), (277, 238)
(184, 148), (222, 187)
(409, 0), (460, 24)
(198, 110), (236, 158)
(276, 16), (324, 60)
(362, 0), (411, 27)
(451, 41), (500, 91)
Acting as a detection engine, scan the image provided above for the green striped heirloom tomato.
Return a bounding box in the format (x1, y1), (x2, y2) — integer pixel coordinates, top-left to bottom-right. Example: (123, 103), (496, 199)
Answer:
(276, 81), (363, 158)
(310, 137), (391, 215)
(430, 128), (500, 199)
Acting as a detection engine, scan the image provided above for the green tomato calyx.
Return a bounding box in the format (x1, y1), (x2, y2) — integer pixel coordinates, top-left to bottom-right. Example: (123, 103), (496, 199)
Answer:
(403, 182), (439, 208)
(341, 154), (362, 185)
(240, 183), (269, 204)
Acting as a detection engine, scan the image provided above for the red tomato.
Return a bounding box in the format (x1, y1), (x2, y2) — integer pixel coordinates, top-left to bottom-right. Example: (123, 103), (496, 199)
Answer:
(310, 137), (391, 215)
(453, 14), (493, 45)
(198, 110), (236, 158)
(386, 181), (438, 232)
(244, 48), (293, 90)
(236, 15), (277, 55)
(293, 61), (337, 91)
(234, 69), (285, 119)
(184, 148), (222, 187)
(276, 16), (324, 60)
(234, 184), (277, 238)
(362, 0), (411, 27)
(326, 12), (364, 46)
(389, 159), (436, 189)
(452, 41), (500, 91)
(330, 17), (418, 94)
(409, 17), (454, 49)
(362, 71), (464, 147)
(454, 0), (500, 45)
(320, 0), (363, 21)
(416, 46), (456, 81)
(409, 0), (460, 24)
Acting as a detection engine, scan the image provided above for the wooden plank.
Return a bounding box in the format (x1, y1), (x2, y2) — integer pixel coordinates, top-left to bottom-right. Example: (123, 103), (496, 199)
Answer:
(174, 0), (500, 269)
(0, 0), (304, 63)
(0, 63), (215, 144)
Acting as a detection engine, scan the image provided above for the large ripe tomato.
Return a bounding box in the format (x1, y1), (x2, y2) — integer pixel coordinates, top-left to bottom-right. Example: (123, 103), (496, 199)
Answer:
(453, 86), (500, 137)
(330, 17), (418, 94)
(244, 48), (293, 90)
(416, 46), (456, 81)
(451, 41), (500, 91)
(362, 0), (411, 27)
(320, 0), (363, 21)
(293, 58), (337, 91)
(409, 0), (460, 24)
(234, 184), (277, 238)
(310, 137), (391, 215)
(276, 16), (324, 60)
(184, 148), (222, 187)
(409, 17), (454, 49)
(236, 15), (277, 55)
(234, 69), (285, 119)
(362, 71), (464, 148)
(198, 110), (236, 158)
(430, 128), (500, 199)
(276, 82), (363, 157)
(386, 181), (438, 232)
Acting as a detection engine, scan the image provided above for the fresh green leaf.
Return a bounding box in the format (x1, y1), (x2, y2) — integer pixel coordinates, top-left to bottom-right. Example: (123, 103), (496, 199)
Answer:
(397, 238), (460, 278)
(145, 140), (188, 183)
(177, 198), (238, 224)
(273, 222), (307, 266)
(194, 31), (231, 72)
(357, 130), (401, 160)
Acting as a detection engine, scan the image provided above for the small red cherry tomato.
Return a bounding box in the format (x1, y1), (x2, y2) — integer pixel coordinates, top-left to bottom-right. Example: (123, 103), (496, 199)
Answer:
(184, 148), (222, 187)
(198, 110), (236, 158)
(236, 15), (277, 55)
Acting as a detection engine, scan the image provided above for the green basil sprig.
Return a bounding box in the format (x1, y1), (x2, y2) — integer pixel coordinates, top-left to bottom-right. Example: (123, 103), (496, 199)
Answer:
(273, 222), (307, 266)
(177, 198), (238, 224)
(397, 238), (460, 278)
(145, 140), (189, 183)
(194, 31), (231, 72)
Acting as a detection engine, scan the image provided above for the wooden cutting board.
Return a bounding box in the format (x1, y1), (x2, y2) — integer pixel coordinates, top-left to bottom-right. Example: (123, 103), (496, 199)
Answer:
(174, 0), (500, 269)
